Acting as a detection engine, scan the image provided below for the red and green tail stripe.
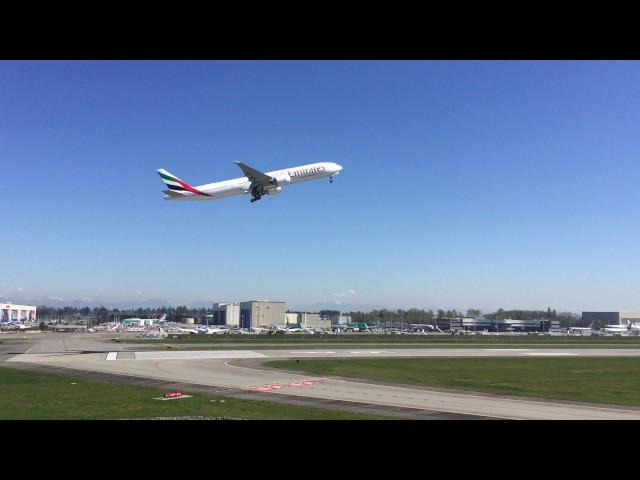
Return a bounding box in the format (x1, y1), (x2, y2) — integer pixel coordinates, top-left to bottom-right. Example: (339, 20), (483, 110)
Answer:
(157, 169), (212, 197)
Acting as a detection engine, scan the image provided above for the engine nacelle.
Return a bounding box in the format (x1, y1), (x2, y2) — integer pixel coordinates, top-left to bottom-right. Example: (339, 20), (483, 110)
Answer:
(272, 173), (291, 185)
(266, 186), (283, 195)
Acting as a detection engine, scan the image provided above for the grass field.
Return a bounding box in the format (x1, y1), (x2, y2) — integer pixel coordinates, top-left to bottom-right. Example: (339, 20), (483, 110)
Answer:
(0, 366), (386, 420)
(265, 357), (640, 406)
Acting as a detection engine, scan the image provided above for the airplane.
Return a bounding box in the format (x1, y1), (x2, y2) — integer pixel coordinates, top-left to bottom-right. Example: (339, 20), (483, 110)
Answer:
(408, 323), (442, 332)
(139, 327), (168, 339)
(601, 325), (627, 335)
(198, 326), (231, 334)
(176, 328), (198, 334)
(126, 326), (146, 333)
(284, 327), (314, 334)
(250, 326), (272, 334)
(567, 326), (593, 335)
(601, 321), (640, 335)
(157, 161), (343, 203)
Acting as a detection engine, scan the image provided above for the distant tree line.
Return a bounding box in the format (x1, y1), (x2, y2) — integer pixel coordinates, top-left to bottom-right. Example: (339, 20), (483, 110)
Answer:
(484, 308), (581, 327)
(329, 307), (581, 328)
(36, 305), (583, 328)
(35, 305), (212, 325)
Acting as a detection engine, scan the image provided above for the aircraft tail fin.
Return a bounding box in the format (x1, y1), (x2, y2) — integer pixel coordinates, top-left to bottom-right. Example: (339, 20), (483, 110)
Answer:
(156, 169), (212, 197)
(157, 169), (193, 192)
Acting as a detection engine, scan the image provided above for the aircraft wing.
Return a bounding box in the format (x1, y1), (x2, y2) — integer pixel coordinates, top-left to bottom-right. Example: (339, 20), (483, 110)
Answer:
(233, 161), (274, 185)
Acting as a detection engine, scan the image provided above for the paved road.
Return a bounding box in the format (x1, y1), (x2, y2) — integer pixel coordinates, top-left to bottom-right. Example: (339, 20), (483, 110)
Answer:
(5, 332), (640, 419)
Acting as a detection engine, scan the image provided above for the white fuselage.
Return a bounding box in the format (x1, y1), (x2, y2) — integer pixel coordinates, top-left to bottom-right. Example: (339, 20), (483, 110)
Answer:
(165, 162), (342, 201)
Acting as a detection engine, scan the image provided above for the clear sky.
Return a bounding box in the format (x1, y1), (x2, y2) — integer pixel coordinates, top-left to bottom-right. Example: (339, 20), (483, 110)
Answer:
(2, 60), (640, 312)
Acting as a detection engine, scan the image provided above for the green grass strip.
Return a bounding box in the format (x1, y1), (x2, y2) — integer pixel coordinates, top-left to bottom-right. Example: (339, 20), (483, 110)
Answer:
(266, 357), (640, 406)
(0, 366), (385, 420)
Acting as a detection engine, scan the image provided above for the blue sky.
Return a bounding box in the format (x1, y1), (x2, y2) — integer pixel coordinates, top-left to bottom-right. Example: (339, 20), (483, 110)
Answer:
(2, 60), (640, 312)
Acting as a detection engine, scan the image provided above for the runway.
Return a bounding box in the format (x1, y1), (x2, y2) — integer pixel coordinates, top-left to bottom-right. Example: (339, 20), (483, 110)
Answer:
(5, 333), (640, 420)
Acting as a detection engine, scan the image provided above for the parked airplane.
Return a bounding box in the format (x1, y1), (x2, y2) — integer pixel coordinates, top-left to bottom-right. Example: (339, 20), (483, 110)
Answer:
(284, 326), (315, 334)
(602, 321), (640, 335)
(157, 161), (343, 203)
(176, 327), (199, 334)
(198, 326), (231, 334)
(250, 326), (272, 334)
(568, 327), (593, 335)
(140, 327), (168, 339)
(601, 325), (628, 335)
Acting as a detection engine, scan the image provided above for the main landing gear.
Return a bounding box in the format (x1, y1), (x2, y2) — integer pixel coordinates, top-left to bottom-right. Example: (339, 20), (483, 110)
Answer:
(250, 185), (264, 203)
(329, 176), (335, 183)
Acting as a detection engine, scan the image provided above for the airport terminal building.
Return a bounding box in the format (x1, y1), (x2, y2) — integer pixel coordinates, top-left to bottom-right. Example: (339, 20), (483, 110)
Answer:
(1, 303), (37, 323)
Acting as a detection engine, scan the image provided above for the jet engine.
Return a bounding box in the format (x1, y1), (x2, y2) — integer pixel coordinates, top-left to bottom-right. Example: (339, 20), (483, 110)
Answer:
(272, 173), (291, 185)
(266, 186), (283, 195)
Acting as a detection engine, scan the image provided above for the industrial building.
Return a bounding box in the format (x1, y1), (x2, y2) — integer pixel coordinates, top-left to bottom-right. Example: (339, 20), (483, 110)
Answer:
(582, 311), (640, 326)
(286, 312), (331, 329)
(285, 312), (299, 325)
(317, 312), (351, 325)
(122, 317), (157, 327)
(0, 303), (37, 323)
(239, 301), (286, 329)
(448, 317), (560, 333)
(212, 302), (240, 327)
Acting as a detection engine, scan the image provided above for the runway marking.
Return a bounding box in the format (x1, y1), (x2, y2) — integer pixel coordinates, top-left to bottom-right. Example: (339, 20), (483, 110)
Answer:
(152, 395), (193, 401)
(252, 386), (273, 392)
(134, 350), (268, 360)
(524, 352), (577, 356)
(291, 351), (336, 354)
(484, 349), (531, 351)
(349, 351), (385, 354)
(247, 379), (320, 392)
(106, 352), (118, 361)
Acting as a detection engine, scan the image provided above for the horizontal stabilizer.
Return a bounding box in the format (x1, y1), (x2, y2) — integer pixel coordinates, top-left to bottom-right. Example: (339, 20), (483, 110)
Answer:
(162, 189), (188, 198)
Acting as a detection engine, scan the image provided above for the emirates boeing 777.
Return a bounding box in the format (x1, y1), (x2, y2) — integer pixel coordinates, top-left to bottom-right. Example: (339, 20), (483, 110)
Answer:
(157, 161), (343, 203)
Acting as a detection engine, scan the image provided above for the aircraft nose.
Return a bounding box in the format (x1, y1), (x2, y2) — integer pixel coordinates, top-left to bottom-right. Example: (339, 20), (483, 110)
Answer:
(335, 163), (343, 173)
